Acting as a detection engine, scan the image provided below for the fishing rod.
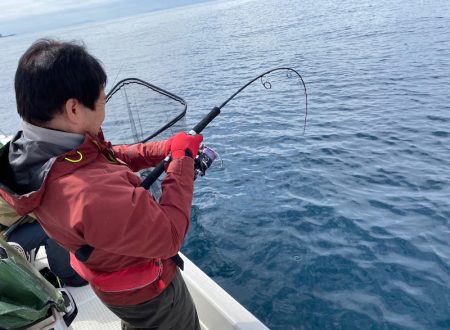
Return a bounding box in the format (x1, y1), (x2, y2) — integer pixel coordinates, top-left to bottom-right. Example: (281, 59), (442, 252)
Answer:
(140, 67), (308, 189)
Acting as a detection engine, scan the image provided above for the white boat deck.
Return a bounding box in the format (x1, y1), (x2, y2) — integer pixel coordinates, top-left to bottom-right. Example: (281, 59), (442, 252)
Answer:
(35, 251), (268, 330)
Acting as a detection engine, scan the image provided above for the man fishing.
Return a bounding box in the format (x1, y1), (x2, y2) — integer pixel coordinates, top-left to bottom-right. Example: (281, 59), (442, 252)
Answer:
(0, 39), (202, 329)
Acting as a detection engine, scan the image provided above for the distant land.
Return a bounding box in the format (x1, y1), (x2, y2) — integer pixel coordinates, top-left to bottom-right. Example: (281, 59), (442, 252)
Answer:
(0, 0), (216, 36)
(0, 33), (16, 38)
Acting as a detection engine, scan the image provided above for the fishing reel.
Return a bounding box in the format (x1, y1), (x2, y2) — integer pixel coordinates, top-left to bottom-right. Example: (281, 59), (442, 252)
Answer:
(194, 145), (221, 179)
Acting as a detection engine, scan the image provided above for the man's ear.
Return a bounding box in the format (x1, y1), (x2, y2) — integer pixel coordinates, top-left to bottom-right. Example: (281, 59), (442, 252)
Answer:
(64, 98), (82, 124)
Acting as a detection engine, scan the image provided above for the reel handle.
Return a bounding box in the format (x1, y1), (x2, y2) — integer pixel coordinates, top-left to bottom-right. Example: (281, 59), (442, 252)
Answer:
(140, 106), (221, 189)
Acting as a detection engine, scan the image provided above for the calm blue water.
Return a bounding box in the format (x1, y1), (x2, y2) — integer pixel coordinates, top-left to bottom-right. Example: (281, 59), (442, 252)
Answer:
(1, 0), (450, 329)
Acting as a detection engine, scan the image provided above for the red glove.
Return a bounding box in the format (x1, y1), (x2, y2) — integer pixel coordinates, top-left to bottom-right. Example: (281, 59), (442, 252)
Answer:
(164, 136), (174, 156)
(170, 131), (203, 159)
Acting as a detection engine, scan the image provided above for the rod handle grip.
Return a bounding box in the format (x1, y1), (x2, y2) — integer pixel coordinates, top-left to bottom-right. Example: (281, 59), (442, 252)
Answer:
(191, 106), (221, 134)
(141, 156), (170, 190)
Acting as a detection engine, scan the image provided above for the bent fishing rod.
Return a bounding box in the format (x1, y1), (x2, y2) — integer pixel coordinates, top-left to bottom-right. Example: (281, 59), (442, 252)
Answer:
(140, 67), (308, 189)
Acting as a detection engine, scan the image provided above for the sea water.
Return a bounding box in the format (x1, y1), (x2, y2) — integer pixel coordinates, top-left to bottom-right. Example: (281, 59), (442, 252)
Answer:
(0, 0), (449, 329)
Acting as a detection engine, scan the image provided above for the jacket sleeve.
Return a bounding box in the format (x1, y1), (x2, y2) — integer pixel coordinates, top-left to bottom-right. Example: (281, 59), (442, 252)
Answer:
(42, 157), (194, 258)
(112, 140), (167, 172)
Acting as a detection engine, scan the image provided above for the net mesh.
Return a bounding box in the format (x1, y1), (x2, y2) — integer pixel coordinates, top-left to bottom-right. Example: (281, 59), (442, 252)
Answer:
(103, 79), (187, 199)
(103, 79), (186, 145)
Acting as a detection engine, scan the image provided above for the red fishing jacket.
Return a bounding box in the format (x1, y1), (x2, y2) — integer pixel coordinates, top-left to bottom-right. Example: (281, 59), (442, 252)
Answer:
(0, 131), (195, 305)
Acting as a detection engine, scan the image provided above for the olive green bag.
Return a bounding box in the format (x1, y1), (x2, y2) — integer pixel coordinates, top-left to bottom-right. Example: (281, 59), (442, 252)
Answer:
(0, 198), (21, 228)
(0, 237), (66, 329)
(0, 137), (22, 234)
(0, 199), (35, 241)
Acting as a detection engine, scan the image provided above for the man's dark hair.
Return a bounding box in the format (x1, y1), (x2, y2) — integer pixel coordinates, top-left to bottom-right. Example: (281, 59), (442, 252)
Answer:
(15, 39), (107, 124)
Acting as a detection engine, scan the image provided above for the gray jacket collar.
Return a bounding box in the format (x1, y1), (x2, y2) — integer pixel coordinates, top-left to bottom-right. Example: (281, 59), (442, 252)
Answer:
(22, 121), (84, 150)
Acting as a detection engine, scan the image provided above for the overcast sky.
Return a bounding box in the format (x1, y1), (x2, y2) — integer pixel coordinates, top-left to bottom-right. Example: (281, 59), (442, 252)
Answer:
(0, 0), (213, 35)
(0, 0), (114, 21)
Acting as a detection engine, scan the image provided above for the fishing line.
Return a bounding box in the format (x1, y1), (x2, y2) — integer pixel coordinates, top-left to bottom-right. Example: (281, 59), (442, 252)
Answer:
(122, 87), (139, 142)
(110, 62), (125, 89)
